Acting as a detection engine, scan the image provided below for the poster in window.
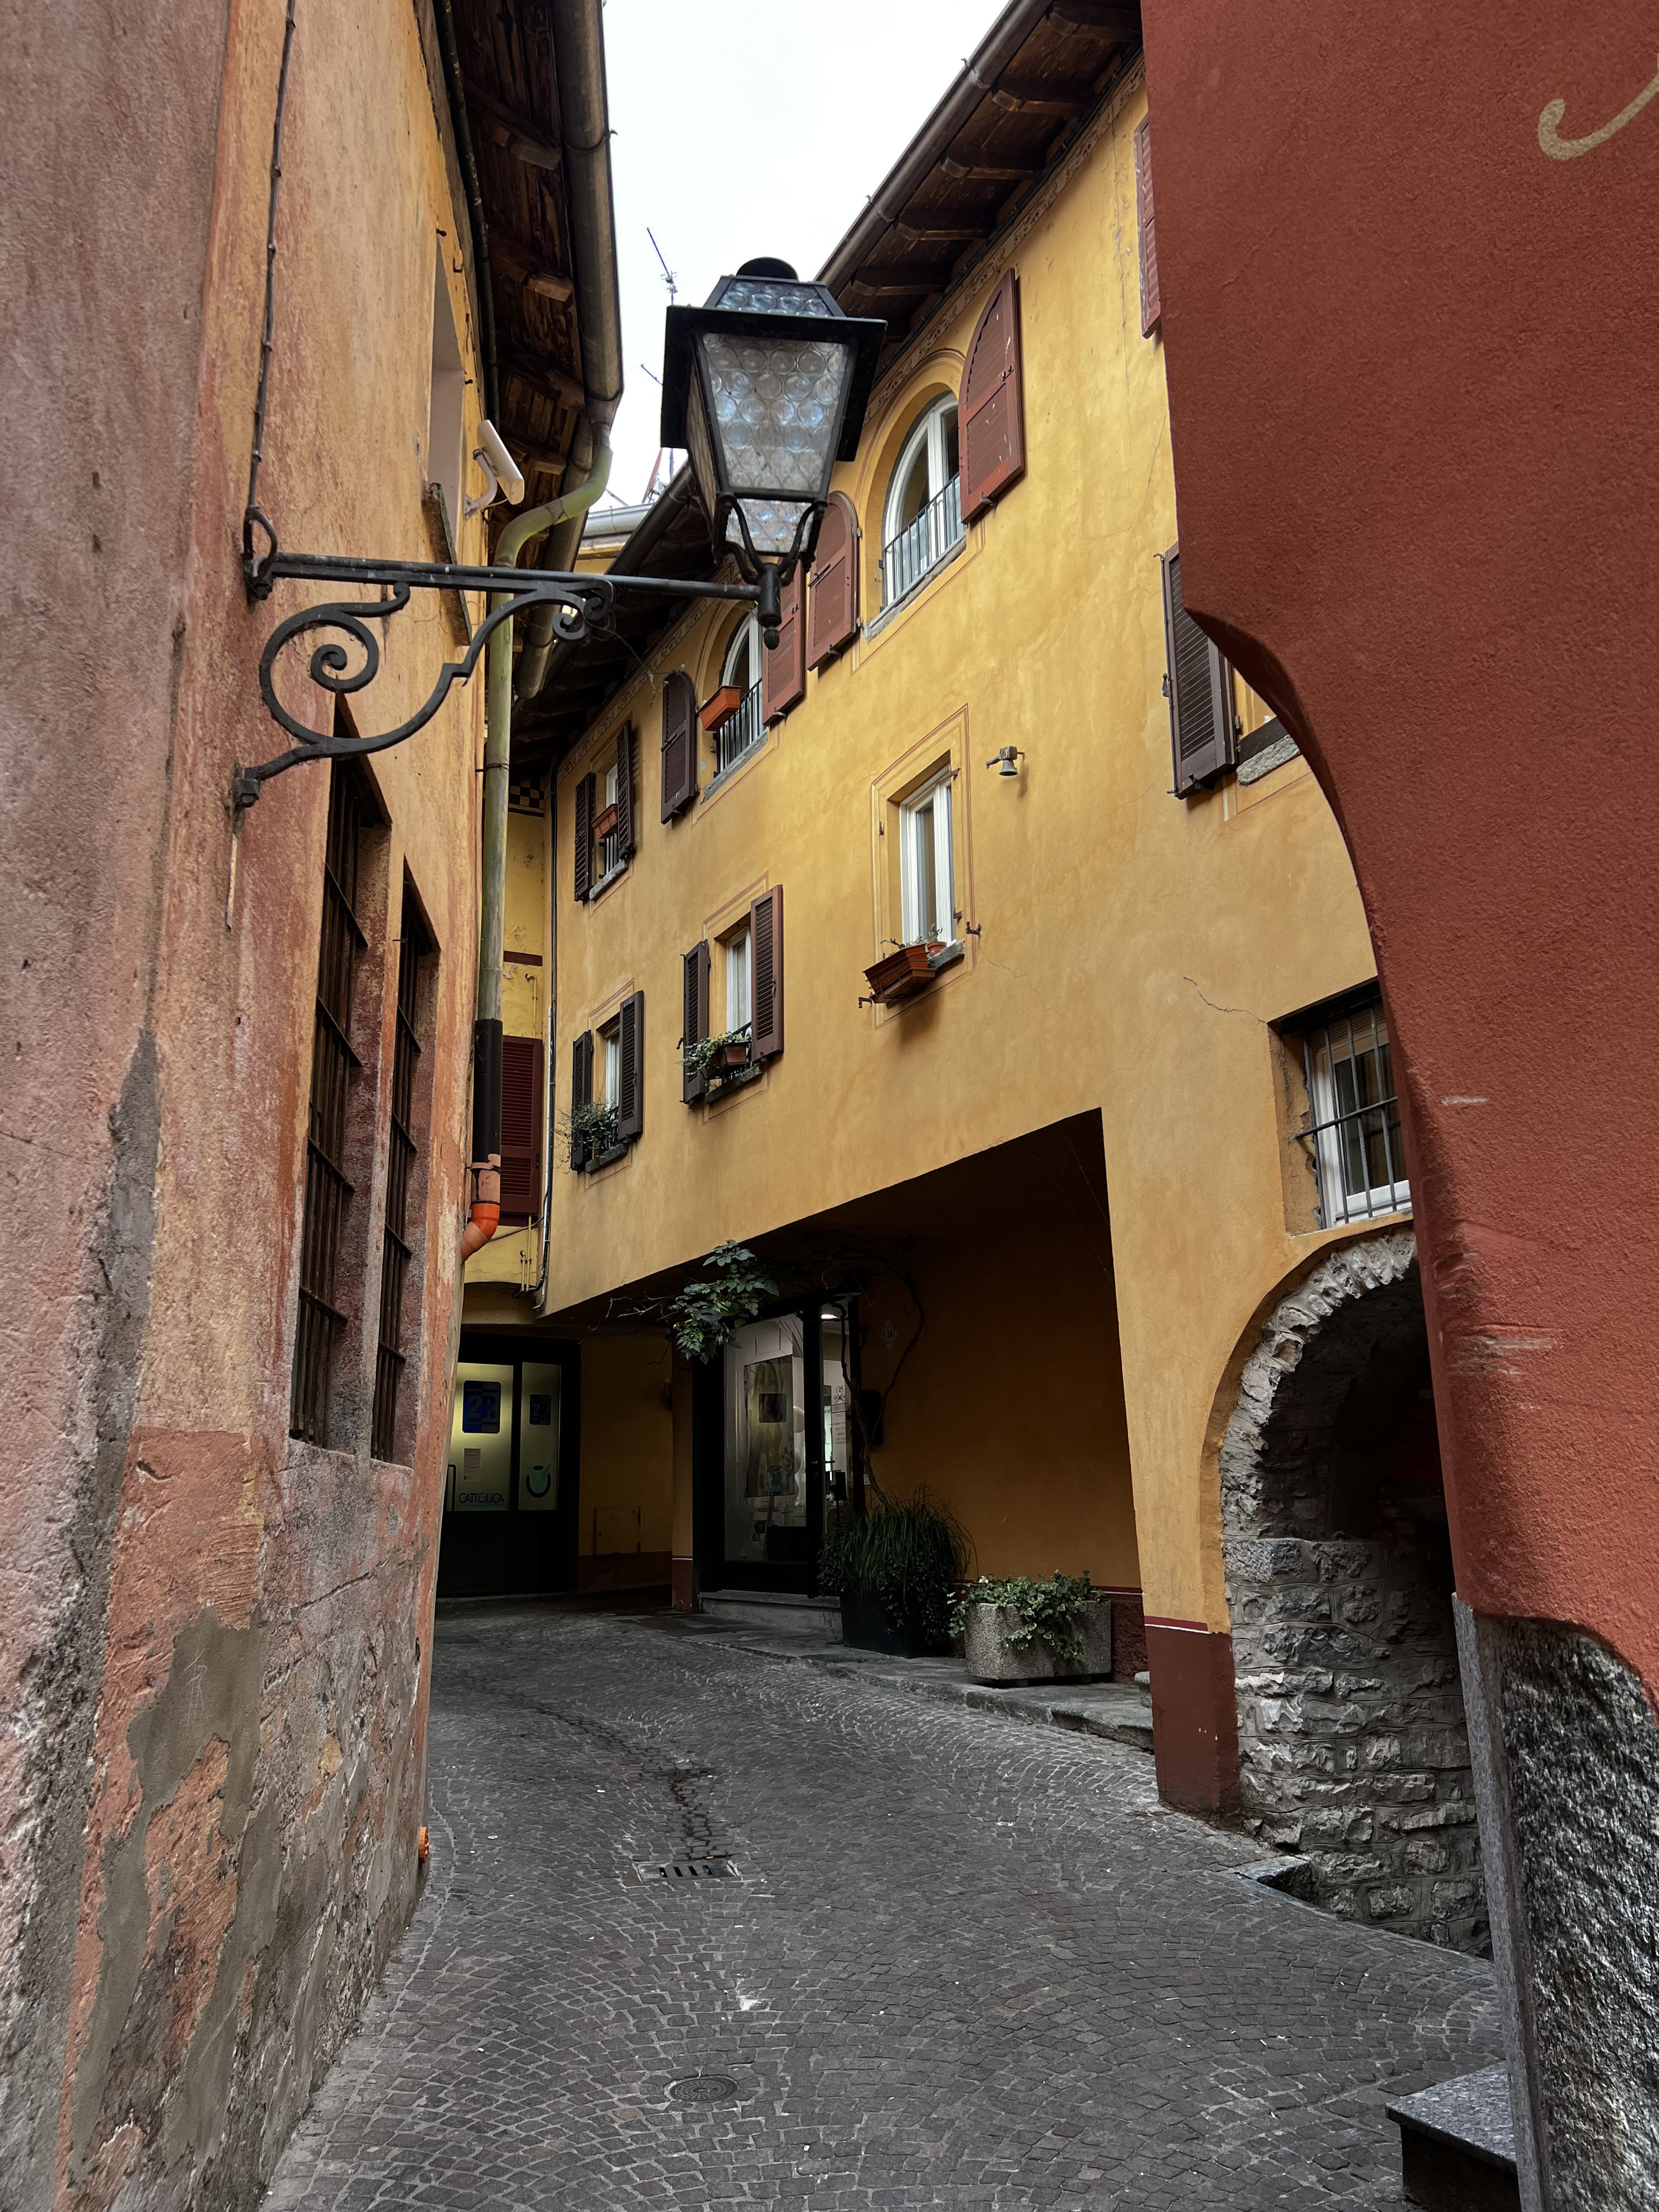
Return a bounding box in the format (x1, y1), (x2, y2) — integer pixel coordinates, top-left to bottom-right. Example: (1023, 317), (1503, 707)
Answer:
(743, 1358), (797, 1499)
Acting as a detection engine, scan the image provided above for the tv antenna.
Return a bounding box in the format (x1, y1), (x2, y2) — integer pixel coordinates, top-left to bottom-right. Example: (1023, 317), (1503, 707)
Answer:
(648, 227), (678, 308)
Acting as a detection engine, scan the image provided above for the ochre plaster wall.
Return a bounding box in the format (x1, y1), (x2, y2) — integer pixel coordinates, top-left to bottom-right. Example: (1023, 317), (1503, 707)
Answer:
(1, 4), (487, 2204)
(577, 1337), (675, 1562)
(540, 74), (1389, 1651)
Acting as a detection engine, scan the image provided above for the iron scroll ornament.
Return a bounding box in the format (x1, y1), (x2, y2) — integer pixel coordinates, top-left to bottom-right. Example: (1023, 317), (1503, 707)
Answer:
(233, 544), (763, 808)
(233, 549), (618, 808)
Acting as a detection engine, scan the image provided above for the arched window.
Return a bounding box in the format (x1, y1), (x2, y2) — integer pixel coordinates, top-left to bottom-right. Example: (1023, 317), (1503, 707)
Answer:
(880, 396), (963, 608)
(714, 612), (765, 774)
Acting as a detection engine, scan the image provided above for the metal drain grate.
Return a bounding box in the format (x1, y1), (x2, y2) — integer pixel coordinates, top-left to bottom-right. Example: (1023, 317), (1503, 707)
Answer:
(668, 2074), (739, 2105)
(633, 1855), (738, 1885)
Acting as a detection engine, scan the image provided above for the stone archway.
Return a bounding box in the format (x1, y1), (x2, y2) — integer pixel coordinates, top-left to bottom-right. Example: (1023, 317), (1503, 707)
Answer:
(1219, 1231), (1488, 1953)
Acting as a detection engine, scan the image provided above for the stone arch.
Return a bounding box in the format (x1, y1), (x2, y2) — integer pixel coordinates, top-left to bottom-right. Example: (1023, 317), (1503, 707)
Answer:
(1219, 1229), (1488, 1952)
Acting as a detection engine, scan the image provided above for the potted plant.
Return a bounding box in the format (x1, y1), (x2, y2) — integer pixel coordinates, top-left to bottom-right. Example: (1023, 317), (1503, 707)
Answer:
(560, 1098), (620, 1170)
(863, 940), (946, 1005)
(817, 1491), (967, 1657)
(698, 684), (743, 732)
(950, 1573), (1112, 1685)
(682, 1025), (752, 1086)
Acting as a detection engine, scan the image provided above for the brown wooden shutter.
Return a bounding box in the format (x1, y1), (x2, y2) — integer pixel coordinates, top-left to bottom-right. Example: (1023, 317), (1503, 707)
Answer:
(750, 885), (784, 1062)
(660, 672), (696, 821)
(681, 940), (710, 1104)
(615, 991), (644, 1142)
(761, 569), (806, 724)
(568, 1029), (593, 1167)
(807, 493), (859, 669)
(573, 772), (594, 901)
(1161, 546), (1237, 794)
(1134, 115), (1161, 337)
(615, 722), (636, 858)
(960, 269), (1026, 522)
(499, 1036), (543, 1220)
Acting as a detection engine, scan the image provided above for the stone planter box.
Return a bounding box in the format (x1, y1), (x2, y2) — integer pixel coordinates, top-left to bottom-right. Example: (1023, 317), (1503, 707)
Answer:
(962, 1597), (1112, 1685)
(839, 1594), (938, 1658)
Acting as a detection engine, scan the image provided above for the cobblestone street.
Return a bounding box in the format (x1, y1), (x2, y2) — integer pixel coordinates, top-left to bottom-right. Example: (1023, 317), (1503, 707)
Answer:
(264, 1604), (1503, 2211)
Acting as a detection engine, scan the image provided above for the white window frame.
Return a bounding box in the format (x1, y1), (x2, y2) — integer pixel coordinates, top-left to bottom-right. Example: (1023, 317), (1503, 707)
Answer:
(597, 756), (621, 880)
(1303, 1006), (1410, 1226)
(602, 1022), (621, 1111)
(898, 769), (956, 950)
(716, 616), (766, 776)
(724, 925), (752, 1036)
(880, 397), (963, 610)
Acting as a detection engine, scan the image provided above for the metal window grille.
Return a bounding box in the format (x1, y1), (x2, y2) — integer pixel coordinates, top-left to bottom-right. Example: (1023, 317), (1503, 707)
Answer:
(598, 823), (621, 877)
(717, 682), (764, 775)
(291, 766), (367, 1444)
(1299, 994), (1410, 1228)
(372, 893), (428, 1460)
(880, 474), (963, 609)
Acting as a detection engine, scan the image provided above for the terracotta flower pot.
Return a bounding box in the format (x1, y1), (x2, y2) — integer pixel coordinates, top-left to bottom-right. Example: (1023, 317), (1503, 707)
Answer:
(712, 1040), (750, 1072)
(592, 801), (619, 839)
(698, 685), (743, 732)
(863, 941), (946, 1004)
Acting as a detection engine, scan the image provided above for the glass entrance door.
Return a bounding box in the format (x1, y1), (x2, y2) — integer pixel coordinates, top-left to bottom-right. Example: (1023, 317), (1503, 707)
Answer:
(437, 1334), (575, 1597)
(723, 1314), (813, 1575)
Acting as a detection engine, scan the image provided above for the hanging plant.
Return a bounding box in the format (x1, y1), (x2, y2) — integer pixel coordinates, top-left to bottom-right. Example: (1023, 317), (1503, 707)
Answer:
(681, 1025), (752, 1082)
(558, 1099), (619, 1168)
(666, 1240), (776, 1363)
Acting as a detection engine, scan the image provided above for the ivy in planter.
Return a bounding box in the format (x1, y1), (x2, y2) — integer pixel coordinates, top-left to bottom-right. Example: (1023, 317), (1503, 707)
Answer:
(666, 1240), (777, 1363)
(948, 1572), (1097, 1670)
(558, 1099), (619, 1170)
(818, 1491), (969, 1653)
(681, 1024), (752, 1085)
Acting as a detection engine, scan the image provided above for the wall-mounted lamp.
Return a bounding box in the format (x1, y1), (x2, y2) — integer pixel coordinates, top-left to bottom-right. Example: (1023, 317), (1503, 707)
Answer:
(987, 745), (1025, 778)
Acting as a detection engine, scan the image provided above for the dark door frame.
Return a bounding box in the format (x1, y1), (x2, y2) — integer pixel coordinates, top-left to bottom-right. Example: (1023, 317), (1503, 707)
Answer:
(693, 1299), (836, 1593)
(436, 1329), (581, 1599)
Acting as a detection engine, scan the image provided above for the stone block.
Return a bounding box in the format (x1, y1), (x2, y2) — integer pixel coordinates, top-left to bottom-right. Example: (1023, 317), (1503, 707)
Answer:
(1431, 1880), (1481, 1913)
(1230, 1538), (1310, 1583)
(1360, 1735), (1404, 1770)
(1401, 1727), (1471, 1768)
(1402, 1838), (1451, 1875)
(1368, 1884), (1419, 1919)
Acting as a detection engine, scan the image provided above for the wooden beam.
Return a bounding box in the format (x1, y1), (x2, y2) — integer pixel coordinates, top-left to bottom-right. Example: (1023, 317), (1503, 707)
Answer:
(938, 156), (1037, 182)
(498, 342), (585, 410)
(990, 79), (1088, 115)
(1047, 1), (1140, 33)
(463, 81), (563, 170)
(489, 230), (575, 303)
(890, 222), (983, 245)
(849, 267), (951, 295)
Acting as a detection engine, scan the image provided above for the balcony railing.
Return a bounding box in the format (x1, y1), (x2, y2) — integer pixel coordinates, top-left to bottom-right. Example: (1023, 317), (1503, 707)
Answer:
(717, 682), (765, 775)
(880, 475), (963, 610)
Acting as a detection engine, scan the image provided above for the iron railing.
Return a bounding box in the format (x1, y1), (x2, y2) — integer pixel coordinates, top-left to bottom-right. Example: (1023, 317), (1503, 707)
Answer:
(372, 894), (426, 1460)
(717, 682), (765, 775)
(880, 474), (963, 609)
(291, 765), (366, 1443)
(1299, 995), (1410, 1227)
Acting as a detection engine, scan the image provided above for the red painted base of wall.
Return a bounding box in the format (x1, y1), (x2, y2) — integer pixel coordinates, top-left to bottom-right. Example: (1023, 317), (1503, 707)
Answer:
(1147, 1623), (1241, 1823)
(576, 1551), (672, 1595)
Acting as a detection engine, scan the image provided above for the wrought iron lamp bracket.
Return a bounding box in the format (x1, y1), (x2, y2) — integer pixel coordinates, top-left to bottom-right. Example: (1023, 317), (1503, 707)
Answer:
(234, 539), (761, 810)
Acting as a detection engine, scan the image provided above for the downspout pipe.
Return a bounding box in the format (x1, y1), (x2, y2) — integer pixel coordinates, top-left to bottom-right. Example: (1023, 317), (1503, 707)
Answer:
(462, 440), (612, 1261)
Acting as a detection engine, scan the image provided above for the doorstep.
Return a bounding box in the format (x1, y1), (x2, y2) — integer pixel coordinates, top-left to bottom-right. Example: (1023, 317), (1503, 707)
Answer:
(696, 1588), (842, 1642)
(806, 1651), (1156, 1754)
(1386, 2067), (1519, 2211)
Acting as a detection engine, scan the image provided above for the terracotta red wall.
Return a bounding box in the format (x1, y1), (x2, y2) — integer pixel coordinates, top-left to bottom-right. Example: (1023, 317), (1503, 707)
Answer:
(1140, 7), (1659, 1695)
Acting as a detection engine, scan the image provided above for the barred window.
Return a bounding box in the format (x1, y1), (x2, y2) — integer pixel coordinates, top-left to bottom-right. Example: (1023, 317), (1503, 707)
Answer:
(372, 887), (432, 1461)
(1298, 993), (1410, 1228)
(291, 765), (368, 1444)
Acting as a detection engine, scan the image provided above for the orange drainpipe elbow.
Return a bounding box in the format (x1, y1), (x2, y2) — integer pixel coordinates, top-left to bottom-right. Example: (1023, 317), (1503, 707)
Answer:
(461, 1162), (500, 1261)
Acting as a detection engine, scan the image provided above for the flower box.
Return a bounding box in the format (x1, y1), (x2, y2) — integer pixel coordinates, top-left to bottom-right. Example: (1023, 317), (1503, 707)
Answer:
(863, 941), (945, 1004)
(962, 1596), (1113, 1685)
(711, 1039), (750, 1073)
(592, 801), (619, 839)
(698, 684), (743, 732)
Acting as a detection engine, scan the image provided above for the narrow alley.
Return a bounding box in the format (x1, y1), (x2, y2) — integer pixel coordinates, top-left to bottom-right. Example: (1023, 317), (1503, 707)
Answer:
(264, 1605), (1503, 2211)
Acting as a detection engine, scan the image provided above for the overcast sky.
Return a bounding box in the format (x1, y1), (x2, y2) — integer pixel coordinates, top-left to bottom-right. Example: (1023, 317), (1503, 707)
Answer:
(599, 0), (1008, 508)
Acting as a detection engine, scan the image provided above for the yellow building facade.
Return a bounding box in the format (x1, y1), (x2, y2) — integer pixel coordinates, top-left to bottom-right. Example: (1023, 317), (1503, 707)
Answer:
(460, 40), (1423, 1824)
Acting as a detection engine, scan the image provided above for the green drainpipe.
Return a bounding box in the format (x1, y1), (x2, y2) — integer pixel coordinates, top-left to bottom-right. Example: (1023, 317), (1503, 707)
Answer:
(464, 435), (612, 1256)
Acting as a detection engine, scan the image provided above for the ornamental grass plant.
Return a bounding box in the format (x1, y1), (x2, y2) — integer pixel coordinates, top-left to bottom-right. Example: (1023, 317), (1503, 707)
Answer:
(817, 1490), (969, 1652)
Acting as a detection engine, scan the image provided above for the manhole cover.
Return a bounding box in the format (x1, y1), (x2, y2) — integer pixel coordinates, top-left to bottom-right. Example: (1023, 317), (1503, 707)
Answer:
(668, 2074), (739, 2105)
(633, 1855), (738, 1885)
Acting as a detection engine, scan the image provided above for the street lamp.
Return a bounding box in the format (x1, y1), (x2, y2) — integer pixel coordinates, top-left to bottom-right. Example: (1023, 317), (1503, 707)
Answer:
(660, 259), (884, 644)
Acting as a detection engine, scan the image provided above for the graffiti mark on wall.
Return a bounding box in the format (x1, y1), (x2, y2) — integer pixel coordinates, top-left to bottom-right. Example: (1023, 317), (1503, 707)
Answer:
(1538, 55), (1659, 160)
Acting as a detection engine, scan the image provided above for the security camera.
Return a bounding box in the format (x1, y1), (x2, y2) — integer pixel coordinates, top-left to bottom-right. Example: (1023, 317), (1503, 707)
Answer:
(462, 418), (525, 517)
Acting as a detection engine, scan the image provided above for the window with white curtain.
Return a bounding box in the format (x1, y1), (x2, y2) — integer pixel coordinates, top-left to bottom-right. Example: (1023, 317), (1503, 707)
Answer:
(898, 770), (956, 948)
(880, 397), (963, 608)
(725, 925), (752, 1035)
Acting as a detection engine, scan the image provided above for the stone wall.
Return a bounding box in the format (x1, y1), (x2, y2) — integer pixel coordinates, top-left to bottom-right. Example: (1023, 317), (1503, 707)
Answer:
(1220, 1233), (1487, 1952)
